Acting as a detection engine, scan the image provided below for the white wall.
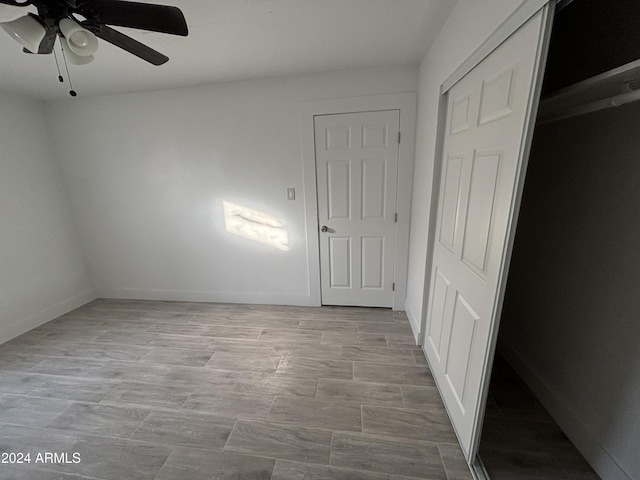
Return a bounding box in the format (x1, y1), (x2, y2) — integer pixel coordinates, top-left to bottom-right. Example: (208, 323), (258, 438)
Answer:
(405, 0), (530, 335)
(499, 102), (640, 480)
(46, 66), (418, 305)
(0, 91), (95, 344)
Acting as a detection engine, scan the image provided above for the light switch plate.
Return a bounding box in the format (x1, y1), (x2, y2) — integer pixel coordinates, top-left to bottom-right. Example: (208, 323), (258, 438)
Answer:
(287, 188), (296, 200)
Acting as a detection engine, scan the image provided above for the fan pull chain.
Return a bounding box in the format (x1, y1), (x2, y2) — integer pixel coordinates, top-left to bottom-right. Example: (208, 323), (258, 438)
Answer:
(59, 37), (78, 97)
(52, 46), (64, 83)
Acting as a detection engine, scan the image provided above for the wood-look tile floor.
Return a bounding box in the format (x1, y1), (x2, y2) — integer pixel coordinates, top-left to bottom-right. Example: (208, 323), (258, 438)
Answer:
(0, 300), (473, 480)
(479, 353), (599, 480)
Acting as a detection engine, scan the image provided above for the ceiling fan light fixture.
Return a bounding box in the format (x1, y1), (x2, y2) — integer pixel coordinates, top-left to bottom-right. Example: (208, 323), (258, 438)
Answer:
(58, 18), (98, 57)
(0, 0), (187, 67)
(60, 35), (94, 64)
(0, 14), (46, 53)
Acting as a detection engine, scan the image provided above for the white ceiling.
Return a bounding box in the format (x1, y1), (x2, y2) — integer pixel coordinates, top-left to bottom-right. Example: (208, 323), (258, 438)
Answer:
(0, 0), (455, 100)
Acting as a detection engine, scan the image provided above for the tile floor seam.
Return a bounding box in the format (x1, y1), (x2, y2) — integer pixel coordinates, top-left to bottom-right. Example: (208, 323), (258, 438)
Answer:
(436, 442), (452, 480)
(329, 430), (335, 467)
(1, 419), (172, 447)
(44, 398), (78, 423)
(28, 465), (105, 480)
(267, 395), (278, 415)
(223, 418), (351, 437)
(138, 347), (155, 362)
(150, 445), (176, 480)
(273, 354), (285, 374)
(555, 456), (572, 480)
(221, 419), (240, 451)
(312, 375), (320, 400)
(5, 344), (155, 357)
(0, 370), (123, 385)
(337, 429), (443, 447)
(200, 446), (297, 466)
(24, 390), (112, 404)
(83, 338), (160, 348)
(100, 399), (195, 415)
(127, 410), (151, 440)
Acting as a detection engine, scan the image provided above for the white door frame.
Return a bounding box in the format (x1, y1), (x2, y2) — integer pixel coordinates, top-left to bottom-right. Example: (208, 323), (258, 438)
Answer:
(299, 93), (417, 310)
(418, 0), (554, 469)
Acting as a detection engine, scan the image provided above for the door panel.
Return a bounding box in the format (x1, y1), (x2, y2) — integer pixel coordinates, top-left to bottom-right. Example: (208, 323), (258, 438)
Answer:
(427, 268), (451, 360)
(326, 126), (351, 150)
(315, 110), (399, 307)
(461, 150), (501, 278)
(327, 161), (351, 219)
(362, 159), (387, 219)
(478, 65), (516, 125)
(361, 237), (384, 288)
(439, 155), (464, 252)
(424, 8), (551, 460)
(445, 293), (479, 408)
(329, 237), (351, 288)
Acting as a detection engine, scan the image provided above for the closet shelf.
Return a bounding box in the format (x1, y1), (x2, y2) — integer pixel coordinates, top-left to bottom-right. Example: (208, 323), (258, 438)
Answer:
(537, 58), (640, 124)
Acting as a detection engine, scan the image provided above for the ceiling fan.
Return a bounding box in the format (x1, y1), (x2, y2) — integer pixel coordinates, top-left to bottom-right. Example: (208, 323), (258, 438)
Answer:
(0, 0), (188, 66)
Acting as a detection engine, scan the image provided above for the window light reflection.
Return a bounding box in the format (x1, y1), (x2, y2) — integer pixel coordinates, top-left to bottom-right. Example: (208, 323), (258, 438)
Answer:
(222, 201), (289, 251)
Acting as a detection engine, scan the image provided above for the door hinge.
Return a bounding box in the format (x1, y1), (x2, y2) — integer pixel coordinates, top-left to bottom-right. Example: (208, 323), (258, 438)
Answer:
(394, 213), (398, 223)
(392, 282), (395, 291)
(397, 132), (401, 144)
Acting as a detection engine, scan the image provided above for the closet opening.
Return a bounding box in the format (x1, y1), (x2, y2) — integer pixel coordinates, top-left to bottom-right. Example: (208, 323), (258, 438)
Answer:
(477, 0), (640, 479)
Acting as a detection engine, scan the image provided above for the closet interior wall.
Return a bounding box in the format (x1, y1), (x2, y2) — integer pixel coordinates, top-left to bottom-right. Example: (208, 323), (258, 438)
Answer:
(480, 2), (640, 478)
(496, 88), (640, 480)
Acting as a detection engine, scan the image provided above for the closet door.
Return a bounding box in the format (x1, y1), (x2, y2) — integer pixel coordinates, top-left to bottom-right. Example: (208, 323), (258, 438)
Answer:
(424, 6), (552, 461)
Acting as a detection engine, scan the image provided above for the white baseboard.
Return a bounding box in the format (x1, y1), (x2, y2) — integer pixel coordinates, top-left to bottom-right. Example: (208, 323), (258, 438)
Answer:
(405, 300), (421, 344)
(0, 289), (97, 345)
(498, 338), (632, 480)
(95, 287), (317, 307)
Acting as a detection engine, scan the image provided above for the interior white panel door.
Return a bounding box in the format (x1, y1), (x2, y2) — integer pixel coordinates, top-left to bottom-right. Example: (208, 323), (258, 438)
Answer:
(424, 8), (551, 460)
(315, 110), (399, 307)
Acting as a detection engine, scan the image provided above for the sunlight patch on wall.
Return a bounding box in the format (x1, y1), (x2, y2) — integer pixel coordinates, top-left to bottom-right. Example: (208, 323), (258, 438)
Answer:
(222, 201), (289, 251)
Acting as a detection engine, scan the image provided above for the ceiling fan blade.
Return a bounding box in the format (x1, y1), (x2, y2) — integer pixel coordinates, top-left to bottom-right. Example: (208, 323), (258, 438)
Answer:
(84, 0), (188, 36)
(91, 24), (168, 65)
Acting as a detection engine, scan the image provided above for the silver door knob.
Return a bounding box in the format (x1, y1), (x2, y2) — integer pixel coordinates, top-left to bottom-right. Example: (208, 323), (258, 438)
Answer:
(321, 226), (328, 233)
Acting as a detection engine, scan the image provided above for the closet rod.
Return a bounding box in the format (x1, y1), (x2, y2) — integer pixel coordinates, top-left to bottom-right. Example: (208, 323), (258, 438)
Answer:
(538, 84), (640, 124)
(555, 0), (577, 14)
